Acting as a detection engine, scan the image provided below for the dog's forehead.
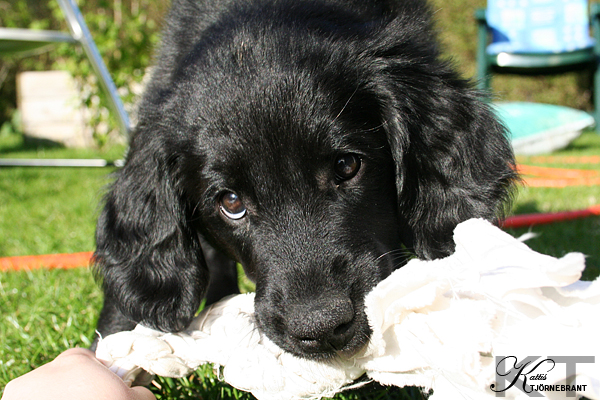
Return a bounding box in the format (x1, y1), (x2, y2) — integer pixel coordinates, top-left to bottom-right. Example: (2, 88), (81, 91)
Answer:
(192, 96), (383, 201)
(197, 79), (350, 160)
(199, 106), (338, 186)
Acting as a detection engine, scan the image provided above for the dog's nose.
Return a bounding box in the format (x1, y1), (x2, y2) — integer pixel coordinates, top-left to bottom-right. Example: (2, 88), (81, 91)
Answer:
(286, 295), (355, 354)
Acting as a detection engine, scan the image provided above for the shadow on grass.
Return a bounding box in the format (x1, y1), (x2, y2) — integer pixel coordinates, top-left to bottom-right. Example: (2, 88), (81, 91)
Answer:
(0, 133), (65, 155)
(0, 130), (128, 162)
(341, 382), (431, 400)
(510, 200), (540, 215)
(553, 129), (600, 154)
(560, 141), (598, 153)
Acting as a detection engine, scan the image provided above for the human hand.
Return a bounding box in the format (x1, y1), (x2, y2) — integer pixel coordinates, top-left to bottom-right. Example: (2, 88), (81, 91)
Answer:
(2, 348), (156, 400)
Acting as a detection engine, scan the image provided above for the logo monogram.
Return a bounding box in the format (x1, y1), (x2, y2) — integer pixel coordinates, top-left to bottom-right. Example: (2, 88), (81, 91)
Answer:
(491, 356), (595, 398)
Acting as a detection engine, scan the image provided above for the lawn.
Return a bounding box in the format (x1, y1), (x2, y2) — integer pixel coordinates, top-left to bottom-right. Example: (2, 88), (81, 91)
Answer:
(1, 129), (600, 398)
(0, 131), (126, 257)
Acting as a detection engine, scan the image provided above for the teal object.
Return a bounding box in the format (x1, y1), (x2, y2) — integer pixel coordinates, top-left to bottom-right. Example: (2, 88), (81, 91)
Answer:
(493, 102), (594, 155)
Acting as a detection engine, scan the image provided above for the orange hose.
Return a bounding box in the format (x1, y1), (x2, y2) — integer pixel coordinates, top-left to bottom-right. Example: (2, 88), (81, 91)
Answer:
(525, 155), (600, 164)
(517, 164), (600, 178)
(0, 251), (93, 272)
(517, 164), (600, 187)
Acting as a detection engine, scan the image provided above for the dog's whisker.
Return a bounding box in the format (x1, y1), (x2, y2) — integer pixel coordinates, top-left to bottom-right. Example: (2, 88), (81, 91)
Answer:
(375, 248), (407, 262)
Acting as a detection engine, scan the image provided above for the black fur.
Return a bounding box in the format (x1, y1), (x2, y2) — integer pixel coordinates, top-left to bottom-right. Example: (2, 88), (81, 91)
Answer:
(93, 0), (517, 359)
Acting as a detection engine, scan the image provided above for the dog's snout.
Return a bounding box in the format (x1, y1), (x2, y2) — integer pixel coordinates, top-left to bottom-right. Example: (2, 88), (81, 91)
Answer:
(287, 295), (355, 354)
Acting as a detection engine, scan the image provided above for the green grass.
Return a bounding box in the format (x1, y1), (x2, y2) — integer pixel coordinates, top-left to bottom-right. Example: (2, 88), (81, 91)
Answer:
(2, 130), (600, 398)
(0, 131), (126, 257)
(0, 166), (110, 256)
(0, 268), (102, 382)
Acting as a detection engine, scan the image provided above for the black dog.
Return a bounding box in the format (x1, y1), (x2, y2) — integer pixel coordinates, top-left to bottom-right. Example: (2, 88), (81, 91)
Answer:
(93, 0), (517, 360)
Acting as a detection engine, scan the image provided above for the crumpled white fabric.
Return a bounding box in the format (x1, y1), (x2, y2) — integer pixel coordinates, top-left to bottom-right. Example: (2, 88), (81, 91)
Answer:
(96, 218), (600, 400)
(97, 292), (365, 399)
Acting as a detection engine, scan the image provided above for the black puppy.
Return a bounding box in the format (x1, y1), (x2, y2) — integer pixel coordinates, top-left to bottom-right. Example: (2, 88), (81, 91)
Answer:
(93, 0), (517, 359)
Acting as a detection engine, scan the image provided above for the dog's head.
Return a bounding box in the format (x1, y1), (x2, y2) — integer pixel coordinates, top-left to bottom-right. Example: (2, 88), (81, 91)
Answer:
(94, 0), (517, 359)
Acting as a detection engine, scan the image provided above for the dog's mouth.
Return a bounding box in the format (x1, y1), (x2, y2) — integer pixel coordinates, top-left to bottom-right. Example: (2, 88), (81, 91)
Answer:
(287, 322), (372, 361)
(254, 298), (372, 360)
(292, 321), (357, 356)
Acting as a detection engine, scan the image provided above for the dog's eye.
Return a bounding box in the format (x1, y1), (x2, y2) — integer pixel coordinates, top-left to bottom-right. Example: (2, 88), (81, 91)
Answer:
(219, 192), (247, 220)
(334, 154), (361, 181)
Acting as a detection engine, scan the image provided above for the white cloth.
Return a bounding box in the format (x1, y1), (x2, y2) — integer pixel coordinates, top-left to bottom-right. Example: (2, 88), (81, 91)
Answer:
(96, 219), (600, 400)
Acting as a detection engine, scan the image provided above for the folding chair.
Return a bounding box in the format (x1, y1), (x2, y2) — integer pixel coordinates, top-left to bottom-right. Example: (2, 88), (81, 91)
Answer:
(0, 0), (130, 137)
(476, 0), (600, 130)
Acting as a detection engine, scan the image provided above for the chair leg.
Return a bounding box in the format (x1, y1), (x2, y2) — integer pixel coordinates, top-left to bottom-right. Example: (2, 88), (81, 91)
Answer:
(594, 64), (600, 133)
(475, 9), (492, 96)
(476, 57), (492, 99)
(476, 61), (491, 93)
(591, 3), (600, 133)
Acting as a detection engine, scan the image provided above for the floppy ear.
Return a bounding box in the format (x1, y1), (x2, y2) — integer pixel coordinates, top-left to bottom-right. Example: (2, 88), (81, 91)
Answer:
(368, 3), (518, 260)
(93, 129), (209, 332)
(377, 67), (518, 260)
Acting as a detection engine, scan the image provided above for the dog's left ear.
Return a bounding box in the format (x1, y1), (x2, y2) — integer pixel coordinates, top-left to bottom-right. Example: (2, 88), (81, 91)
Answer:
(384, 80), (517, 260)
(368, 4), (518, 260)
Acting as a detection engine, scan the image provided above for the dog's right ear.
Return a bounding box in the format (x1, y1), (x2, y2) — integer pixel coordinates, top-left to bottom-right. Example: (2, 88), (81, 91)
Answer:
(93, 128), (209, 333)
